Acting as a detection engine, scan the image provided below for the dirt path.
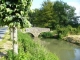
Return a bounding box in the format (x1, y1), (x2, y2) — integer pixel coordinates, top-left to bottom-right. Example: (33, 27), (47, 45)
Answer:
(0, 32), (12, 58)
(0, 41), (12, 58)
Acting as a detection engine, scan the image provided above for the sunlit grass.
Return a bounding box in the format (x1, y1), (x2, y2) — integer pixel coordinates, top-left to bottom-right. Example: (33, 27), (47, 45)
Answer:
(0, 32), (10, 52)
(0, 31), (10, 59)
(0, 32), (10, 45)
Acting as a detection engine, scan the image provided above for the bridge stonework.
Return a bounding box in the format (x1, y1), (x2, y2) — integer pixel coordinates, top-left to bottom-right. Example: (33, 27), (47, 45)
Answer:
(26, 27), (50, 37)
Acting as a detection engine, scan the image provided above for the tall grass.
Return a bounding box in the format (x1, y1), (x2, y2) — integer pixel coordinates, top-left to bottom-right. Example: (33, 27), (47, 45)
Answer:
(5, 31), (59, 60)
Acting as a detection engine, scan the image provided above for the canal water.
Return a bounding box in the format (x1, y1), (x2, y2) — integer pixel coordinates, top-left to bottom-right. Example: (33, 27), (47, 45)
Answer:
(34, 38), (80, 60)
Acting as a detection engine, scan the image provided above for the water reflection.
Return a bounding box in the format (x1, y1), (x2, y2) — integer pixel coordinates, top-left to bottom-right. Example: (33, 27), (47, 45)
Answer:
(34, 38), (80, 60)
(75, 49), (80, 60)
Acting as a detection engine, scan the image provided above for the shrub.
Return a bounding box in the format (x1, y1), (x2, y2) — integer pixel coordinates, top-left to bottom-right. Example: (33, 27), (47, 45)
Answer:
(6, 31), (59, 60)
(40, 32), (53, 38)
(56, 27), (68, 39)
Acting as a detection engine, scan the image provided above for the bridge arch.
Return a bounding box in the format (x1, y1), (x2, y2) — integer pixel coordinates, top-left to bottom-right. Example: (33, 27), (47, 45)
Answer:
(26, 27), (50, 37)
(26, 32), (42, 37)
(27, 32), (34, 37)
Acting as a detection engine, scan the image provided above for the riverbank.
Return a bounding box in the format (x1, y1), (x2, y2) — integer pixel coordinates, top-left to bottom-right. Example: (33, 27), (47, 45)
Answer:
(3, 31), (59, 60)
(63, 35), (80, 45)
(39, 38), (80, 60)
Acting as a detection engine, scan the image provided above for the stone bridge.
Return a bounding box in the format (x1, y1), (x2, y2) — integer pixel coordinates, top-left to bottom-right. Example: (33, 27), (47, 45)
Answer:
(26, 27), (50, 37)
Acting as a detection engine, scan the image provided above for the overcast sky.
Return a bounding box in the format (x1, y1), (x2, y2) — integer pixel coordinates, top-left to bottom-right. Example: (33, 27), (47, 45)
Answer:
(31, 0), (80, 16)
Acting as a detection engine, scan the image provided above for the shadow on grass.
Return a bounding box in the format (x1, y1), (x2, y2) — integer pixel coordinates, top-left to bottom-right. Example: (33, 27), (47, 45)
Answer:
(0, 52), (6, 57)
(0, 48), (4, 50)
(0, 48), (6, 57)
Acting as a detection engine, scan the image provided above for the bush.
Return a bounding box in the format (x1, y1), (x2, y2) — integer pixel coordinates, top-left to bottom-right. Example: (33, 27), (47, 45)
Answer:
(67, 25), (79, 35)
(56, 27), (68, 39)
(76, 26), (80, 34)
(40, 32), (53, 38)
(6, 31), (59, 60)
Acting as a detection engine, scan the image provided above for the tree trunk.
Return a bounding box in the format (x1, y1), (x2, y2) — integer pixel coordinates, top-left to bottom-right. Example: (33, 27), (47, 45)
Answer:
(11, 26), (18, 54)
(10, 28), (13, 40)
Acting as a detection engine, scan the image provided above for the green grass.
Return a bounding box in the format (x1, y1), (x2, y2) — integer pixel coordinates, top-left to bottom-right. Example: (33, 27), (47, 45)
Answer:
(0, 32), (10, 60)
(0, 32), (10, 49)
(5, 31), (59, 60)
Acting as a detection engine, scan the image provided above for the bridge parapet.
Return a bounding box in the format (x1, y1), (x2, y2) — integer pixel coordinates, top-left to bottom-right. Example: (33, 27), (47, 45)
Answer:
(26, 27), (50, 37)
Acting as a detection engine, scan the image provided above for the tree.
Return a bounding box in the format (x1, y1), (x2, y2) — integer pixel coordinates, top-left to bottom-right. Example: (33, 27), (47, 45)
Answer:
(28, 9), (37, 27)
(29, 0), (54, 28)
(71, 16), (80, 27)
(0, 0), (32, 54)
(53, 1), (76, 37)
(53, 1), (76, 27)
(29, 0), (76, 29)
(40, 0), (54, 28)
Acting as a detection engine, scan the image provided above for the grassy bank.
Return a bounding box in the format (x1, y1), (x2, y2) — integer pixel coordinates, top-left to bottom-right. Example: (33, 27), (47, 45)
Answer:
(0, 31), (12, 60)
(1, 31), (59, 60)
(0, 32), (11, 52)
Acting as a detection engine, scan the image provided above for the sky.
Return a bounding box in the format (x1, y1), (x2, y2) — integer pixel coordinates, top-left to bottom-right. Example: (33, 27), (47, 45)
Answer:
(31, 0), (80, 16)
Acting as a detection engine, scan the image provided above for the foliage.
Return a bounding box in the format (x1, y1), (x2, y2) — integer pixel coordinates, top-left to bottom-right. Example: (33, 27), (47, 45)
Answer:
(28, 0), (80, 40)
(53, 1), (76, 28)
(29, 0), (76, 29)
(70, 16), (80, 27)
(77, 25), (80, 34)
(5, 31), (59, 60)
(29, 0), (54, 28)
(0, 0), (32, 55)
(0, 0), (32, 28)
(56, 25), (68, 39)
(40, 32), (53, 38)
(55, 25), (80, 39)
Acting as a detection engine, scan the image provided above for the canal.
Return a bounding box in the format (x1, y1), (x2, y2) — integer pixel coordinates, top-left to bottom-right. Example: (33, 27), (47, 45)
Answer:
(34, 38), (80, 60)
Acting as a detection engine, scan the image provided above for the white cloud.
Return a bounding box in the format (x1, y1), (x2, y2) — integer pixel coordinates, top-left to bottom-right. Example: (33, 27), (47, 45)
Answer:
(68, 1), (80, 16)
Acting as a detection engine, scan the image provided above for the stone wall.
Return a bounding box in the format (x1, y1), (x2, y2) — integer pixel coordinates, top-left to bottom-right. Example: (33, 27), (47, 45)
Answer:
(26, 27), (50, 37)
